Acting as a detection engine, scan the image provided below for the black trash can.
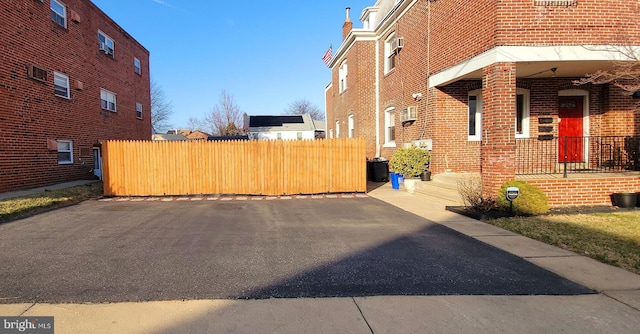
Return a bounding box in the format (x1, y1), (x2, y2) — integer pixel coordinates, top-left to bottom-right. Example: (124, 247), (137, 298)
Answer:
(368, 158), (389, 182)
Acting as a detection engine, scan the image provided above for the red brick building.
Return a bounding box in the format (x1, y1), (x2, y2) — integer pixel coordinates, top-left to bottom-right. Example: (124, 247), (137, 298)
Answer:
(0, 0), (151, 193)
(325, 0), (640, 206)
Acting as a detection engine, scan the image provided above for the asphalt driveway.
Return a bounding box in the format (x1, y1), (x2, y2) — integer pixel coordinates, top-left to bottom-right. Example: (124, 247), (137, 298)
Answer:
(0, 198), (591, 303)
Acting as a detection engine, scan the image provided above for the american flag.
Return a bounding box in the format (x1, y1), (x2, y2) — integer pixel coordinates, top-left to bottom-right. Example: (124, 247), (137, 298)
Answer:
(322, 45), (333, 67)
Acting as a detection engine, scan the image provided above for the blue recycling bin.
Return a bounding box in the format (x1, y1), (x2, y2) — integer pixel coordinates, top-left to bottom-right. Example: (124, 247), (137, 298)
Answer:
(390, 172), (400, 190)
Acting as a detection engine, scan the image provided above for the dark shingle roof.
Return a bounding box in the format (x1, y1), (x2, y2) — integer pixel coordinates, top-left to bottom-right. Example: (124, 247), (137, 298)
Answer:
(249, 116), (304, 127)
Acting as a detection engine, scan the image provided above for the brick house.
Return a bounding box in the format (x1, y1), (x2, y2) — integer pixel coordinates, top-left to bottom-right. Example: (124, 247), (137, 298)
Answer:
(0, 0), (151, 193)
(325, 0), (640, 207)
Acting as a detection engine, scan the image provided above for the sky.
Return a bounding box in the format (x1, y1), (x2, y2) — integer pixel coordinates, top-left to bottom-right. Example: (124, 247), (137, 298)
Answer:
(90, 0), (374, 130)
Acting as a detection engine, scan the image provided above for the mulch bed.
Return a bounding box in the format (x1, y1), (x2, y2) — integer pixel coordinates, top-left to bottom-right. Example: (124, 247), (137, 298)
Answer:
(446, 205), (637, 220)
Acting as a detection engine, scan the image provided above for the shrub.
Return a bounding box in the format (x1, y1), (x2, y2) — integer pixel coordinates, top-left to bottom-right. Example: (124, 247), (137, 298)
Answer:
(496, 180), (549, 215)
(457, 175), (496, 212)
(389, 147), (430, 177)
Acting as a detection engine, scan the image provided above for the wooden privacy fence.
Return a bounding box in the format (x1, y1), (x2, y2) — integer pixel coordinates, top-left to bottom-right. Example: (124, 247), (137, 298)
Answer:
(102, 138), (367, 196)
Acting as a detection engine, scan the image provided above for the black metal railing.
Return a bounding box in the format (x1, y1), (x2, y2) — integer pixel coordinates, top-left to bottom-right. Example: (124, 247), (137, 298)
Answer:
(515, 136), (640, 177)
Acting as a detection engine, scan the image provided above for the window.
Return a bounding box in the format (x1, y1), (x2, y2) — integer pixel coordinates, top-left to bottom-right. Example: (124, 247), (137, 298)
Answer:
(468, 90), (483, 141)
(384, 108), (396, 146)
(136, 103), (143, 119)
(100, 89), (117, 112)
(348, 114), (355, 138)
(51, 0), (66, 28)
(385, 33), (397, 74)
(54, 72), (70, 98)
(98, 31), (115, 57)
(57, 140), (73, 164)
(516, 88), (530, 138)
(134, 57), (141, 75)
(335, 120), (340, 138)
(277, 133), (282, 140)
(297, 132), (303, 140)
(339, 60), (348, 93)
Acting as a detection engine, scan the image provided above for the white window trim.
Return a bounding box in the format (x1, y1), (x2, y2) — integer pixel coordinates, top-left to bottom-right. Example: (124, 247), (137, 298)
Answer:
(98, 30), (115, 56)
(134, 57), (141, 75)
(335, 120), (340, 138)
(348, 114), (355, 138)
(468, 89), (482, 141)
(101, 88), (117, 112)
(384, 33), (396, 74)
(515, 88), (530, 139)
(57, 140), (73, 165)
(136, 102), (143, 119)
(339, 60), (348, 93)
(53, 72), (70, 99)
(384, 107), (396, 147)
(51, 0), (67, 28)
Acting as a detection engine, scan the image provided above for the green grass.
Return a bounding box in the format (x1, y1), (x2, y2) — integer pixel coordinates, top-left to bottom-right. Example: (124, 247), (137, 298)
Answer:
(485, 211), (640, 274)
(0, 182), (103, 223)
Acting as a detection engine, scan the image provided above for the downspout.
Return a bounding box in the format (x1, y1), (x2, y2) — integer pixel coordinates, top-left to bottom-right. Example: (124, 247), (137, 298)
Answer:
(375, 38), (381, 157)
(421, 0), (432, 139)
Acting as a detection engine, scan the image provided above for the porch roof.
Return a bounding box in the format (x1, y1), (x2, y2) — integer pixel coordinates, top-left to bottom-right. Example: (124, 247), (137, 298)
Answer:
(429, 45), (640, 88)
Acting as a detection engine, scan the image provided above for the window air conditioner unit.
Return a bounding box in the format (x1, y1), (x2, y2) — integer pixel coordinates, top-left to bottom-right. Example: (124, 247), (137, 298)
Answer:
(99, 42), (113, 56)
(391, 37), (404, 54)
(400, 106), (417, 123)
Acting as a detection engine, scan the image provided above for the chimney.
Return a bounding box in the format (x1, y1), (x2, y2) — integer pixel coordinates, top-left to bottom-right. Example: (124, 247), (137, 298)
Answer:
(342, 7), (353, 41)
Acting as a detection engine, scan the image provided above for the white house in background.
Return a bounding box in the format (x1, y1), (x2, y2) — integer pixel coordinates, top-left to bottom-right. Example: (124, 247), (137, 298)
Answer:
(247, 114), (320, 140)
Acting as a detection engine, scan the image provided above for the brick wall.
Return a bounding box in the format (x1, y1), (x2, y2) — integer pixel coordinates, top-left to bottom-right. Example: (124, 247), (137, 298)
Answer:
(0, 0), (151, 193)
(378, 1), (430, 159)
(496, 0), (640, 46)
(527, 177), (640, 207)
(428, 0), (640, 75)
(326, 41), (377, 158)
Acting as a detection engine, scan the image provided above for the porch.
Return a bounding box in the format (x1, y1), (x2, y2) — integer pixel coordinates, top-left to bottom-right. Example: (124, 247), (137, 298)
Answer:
(515, 135), (640, 207)
(516, 135), (640, 177)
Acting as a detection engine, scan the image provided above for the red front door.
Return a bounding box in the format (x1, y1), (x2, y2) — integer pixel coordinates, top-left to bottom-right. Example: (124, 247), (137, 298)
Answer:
(558, 96), (584, 162)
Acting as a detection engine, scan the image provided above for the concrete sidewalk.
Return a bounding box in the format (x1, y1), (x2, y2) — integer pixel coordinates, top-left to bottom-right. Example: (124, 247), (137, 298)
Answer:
(1, 182), (640, 333)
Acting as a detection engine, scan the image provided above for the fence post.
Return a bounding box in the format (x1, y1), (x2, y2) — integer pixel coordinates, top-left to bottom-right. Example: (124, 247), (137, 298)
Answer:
(563, 136), (568, 178)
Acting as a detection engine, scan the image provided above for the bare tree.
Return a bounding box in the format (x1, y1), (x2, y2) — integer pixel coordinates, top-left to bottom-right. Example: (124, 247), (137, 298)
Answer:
(575, 46), (640, 94)
(203, 90), (245, 136)
(286, 99), (324, 121)
(150, 80), (173, 133)
(186, 117), (205, 132)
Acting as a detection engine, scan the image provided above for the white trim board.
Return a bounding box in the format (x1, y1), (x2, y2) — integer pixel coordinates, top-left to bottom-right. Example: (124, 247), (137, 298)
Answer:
(428, 45), (640, 88)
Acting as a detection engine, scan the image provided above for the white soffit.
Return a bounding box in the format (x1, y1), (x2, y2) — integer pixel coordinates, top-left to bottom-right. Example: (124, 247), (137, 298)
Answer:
(428, 45), (640, 88)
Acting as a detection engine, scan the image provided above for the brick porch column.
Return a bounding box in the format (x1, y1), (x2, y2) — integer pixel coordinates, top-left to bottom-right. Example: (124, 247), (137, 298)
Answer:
(481, 62), (517, 198)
